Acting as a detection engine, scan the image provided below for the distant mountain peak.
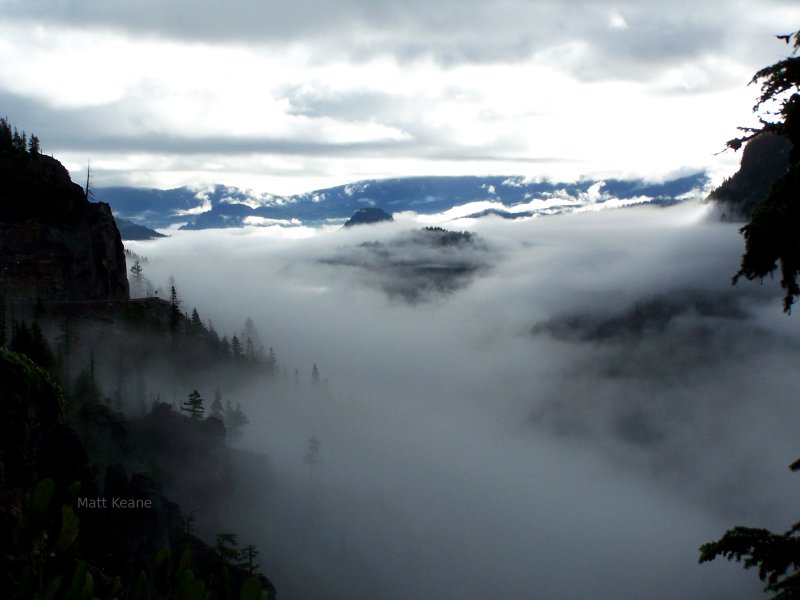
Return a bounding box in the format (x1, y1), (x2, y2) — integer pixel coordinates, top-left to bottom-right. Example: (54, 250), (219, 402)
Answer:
(95, 172), (710, 231)
(343, 207), (393, 227)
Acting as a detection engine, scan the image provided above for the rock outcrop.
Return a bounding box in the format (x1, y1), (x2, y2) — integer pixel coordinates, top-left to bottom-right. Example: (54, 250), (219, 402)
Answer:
(0, 151), (129, 304)
(708, 133), (791, 219)
(343, 207), (393, 227)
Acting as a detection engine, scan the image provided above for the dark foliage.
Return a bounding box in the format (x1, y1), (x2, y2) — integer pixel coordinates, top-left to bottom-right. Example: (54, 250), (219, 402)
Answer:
(700, 461), (800, 599)
(730, 31), (800, 312)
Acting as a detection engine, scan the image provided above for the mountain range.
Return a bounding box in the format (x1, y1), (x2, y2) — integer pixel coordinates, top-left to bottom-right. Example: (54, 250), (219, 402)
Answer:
(95, 173), (710, 233)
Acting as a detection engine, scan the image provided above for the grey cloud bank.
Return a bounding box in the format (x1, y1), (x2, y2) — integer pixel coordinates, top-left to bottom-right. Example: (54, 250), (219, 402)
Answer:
(1, 1), (797, 193)
(3, 0), (789, 72)
(126, 202), (800, 598)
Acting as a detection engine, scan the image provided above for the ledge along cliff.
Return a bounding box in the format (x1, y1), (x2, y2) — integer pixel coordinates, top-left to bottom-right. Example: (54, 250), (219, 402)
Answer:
(0, 147), (129, 305)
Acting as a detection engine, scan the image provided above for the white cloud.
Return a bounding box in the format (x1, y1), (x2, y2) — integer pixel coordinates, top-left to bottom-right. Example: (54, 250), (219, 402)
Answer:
(123, 202), (800, 599)
(0, 2), (796, 194)
(608, 9), (629, 30)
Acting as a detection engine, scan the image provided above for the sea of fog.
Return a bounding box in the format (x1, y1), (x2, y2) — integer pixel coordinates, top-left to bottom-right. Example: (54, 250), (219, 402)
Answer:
(126, 201), (800, 599)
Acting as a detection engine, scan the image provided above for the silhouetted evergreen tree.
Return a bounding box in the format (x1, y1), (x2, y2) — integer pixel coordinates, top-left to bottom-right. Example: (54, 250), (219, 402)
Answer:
(266, 347), (277, 376)
(190, 308), (203, 335)
(311, 363), (320, 387)
(701, 459), (800, 598)
(129, 260), (144, 297)
(231, 335), (242, 362)
(169, 284), (181, 333)
(701, 31), (800, 593)
(181, 389), (205, 419)
(731, 30), (800, 312)
(27, 134), (40, 155)
(238, 544), (260, 576)
(84, 161), (95, 202)
(0, 117), (12, 152)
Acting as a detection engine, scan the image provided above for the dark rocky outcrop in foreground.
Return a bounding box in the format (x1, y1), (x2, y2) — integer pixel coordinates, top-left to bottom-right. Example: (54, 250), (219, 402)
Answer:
(0, 149), (129, 304)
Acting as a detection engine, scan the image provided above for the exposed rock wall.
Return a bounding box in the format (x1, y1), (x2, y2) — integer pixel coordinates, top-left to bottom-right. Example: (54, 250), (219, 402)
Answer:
(708, 133), (791, 219)
(0, 153), (129, 303)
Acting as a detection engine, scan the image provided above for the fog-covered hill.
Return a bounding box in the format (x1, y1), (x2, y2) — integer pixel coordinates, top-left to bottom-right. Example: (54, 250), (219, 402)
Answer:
(97, 173), (709, 231)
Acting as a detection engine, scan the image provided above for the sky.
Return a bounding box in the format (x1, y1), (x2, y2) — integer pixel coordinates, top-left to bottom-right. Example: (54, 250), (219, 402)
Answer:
(1, 1), (799, 195)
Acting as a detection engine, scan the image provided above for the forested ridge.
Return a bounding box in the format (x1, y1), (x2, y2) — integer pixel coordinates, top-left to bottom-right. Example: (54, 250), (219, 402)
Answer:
(0, 120), (284, 599)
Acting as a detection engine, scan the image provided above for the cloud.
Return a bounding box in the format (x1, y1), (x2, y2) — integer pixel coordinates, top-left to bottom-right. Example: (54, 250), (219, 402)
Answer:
(0, 1), (794, 192)
(3, 1), (794, 75)
(123, 201), (800, 598)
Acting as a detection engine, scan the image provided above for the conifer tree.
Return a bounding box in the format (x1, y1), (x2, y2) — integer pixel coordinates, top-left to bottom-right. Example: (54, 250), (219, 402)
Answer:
(214, 533), (241, 567)
(182, 389), (205, 419)
(730, 30), (800, 311)
(266, 347), (277, 376)
(701, 29), (800, 595)
(84, 161), (94, 202)
(129, 260), (144, 297)
(231, 335), (242, 362)
(169, 284), (181, 333)
(190, 308), (203, 335)
(0, 117), (12, 151)
(28, 134), (40, 155)
(238, 544), (260, 576)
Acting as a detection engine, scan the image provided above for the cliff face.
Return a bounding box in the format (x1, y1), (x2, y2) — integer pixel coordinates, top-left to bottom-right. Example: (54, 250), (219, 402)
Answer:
(709, 133), (791, 219)
(0, 152), (129, 303)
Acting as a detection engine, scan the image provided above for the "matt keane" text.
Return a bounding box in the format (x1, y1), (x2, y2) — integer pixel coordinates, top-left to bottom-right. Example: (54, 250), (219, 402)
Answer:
(77, 497), (153, 509)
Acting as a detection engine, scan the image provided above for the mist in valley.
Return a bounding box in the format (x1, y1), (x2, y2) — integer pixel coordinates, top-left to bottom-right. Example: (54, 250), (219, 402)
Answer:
(124, 201), (800, 599)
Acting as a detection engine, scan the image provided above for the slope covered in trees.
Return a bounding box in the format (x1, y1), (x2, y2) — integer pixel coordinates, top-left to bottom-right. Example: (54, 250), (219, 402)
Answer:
(0, 119), (282, 598)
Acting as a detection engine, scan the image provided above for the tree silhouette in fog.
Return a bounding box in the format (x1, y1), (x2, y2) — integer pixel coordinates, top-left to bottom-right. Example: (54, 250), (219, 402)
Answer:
(731, 30), (800, 312)
(182, 389), (205, 419)
(701, 30), (800, 598)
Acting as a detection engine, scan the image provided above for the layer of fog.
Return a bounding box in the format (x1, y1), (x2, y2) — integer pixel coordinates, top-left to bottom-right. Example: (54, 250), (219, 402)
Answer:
(126, 202), (800, 599)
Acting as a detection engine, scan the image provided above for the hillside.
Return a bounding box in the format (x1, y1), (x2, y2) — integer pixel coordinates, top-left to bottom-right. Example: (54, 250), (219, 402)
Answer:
(0, 120), (277, 599)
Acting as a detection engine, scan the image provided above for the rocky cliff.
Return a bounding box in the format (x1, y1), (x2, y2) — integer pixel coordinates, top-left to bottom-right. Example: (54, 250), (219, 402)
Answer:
(709, 132), (791, 219)
(0, 150), (129, 304)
